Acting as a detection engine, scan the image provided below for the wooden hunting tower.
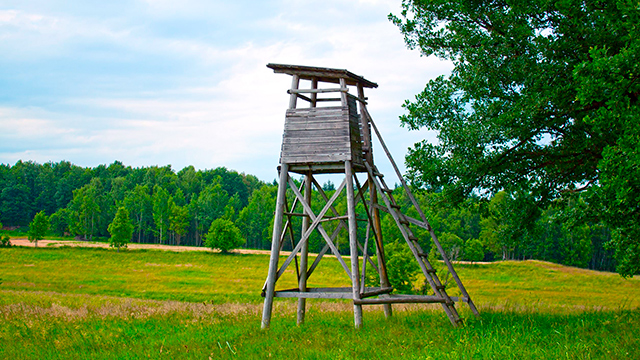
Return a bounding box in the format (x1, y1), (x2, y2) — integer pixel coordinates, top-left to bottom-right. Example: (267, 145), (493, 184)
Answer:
(261, 64), (479, 329)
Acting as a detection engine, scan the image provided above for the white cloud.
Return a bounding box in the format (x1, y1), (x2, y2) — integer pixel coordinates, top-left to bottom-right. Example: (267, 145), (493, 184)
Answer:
(0, 0), (450, 180)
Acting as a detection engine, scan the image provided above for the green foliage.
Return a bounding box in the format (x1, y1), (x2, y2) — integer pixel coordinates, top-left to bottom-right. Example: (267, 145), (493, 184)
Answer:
(0, 158), (623, 272)
(68, 179), (102, 240)
(152, 185), (172, 244)
(0, 160), (267, 248)
(237, 184), (276, 249)
(438, 232), (464, 261)
(107, 207), (133, 251)
(465, 238), (484, 263)
(392, 0), (640, 276)
(385, 241), (420, 293)
(0, 222), (10, 247)
(205, 218), (245, 253)
(169, 204), (189, 245)
(123, 184), (152, 243)
(366, 240), (420, 293)
(49, 207), (71, 236)
(27, 211), (49, 247)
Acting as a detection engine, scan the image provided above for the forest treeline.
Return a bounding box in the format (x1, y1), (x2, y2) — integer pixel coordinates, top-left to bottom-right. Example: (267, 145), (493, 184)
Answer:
(0, 160), (615, 271)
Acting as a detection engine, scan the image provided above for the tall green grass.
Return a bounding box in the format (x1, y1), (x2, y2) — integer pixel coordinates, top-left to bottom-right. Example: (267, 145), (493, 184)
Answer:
(1, 294), (637, 359)
(1, 246), (639, 359)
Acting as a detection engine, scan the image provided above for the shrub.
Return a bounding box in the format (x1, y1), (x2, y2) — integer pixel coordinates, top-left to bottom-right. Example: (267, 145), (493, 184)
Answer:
(465, 238), (485, 262)
(0, 222), (10, 247)
(365, 240), (420, 293)
(205, 218), (245, 253)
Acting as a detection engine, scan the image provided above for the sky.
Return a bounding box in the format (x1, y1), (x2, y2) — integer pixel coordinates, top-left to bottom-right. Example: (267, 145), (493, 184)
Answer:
(0, 0), (451, 182)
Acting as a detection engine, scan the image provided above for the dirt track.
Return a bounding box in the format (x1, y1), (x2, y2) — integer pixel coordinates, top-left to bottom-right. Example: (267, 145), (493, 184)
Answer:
(9, 238), (276, 255)
(9, 238), (489, 264)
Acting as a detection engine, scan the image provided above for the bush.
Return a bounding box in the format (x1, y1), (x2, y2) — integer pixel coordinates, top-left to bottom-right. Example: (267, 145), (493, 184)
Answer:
(0, 222), (10, 247)
(365, 240), (420, 293)
(465, 238), (485, 262)
(205, 218), (244, 253)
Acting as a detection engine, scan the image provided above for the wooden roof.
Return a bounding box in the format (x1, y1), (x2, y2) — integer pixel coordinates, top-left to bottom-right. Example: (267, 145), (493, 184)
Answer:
(267, 63), (378, 88)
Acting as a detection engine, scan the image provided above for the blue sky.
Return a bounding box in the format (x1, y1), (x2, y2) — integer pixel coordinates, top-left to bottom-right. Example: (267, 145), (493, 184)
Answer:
(0, 0), (451, 181)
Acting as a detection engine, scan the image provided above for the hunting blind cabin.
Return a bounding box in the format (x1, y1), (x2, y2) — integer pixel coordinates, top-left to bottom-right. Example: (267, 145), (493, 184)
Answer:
(261, 64), (479, 329)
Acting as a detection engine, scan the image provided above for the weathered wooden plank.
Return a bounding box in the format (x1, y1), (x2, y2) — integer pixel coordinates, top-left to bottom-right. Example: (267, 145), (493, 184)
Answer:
(288, 163), (348, 174)
(283, 149), (350, 157)
(285, 124), (349, 132)
(285, 123), (350, 131)
(286, 110), (346, 118)
(286, 113), (347, 120)
(283, 139), (349, 148)
(285, 117), (348, 125)
(282, 151), (351, 159)
(286, 114), (346, 121)
(282, 137), (350, 145)
(282, 144), (350, 153)
(286, 120), (347, 127)
(283, 133), (350, 141)
(354, 295), (447, 305)
(286, 106), (344, 114)
(276, 291), (353, 299)
(279, 287), (352, 293)
(267, 63), (378, 89)
(281, 154), (351, 163)
(283, 130), (350, 138)
(288, 87), (348, 94)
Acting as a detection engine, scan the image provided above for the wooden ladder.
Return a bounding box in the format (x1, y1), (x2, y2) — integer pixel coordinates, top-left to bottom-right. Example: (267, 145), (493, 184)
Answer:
(365, 162), (465, 325)
(360, 106), (480, 324)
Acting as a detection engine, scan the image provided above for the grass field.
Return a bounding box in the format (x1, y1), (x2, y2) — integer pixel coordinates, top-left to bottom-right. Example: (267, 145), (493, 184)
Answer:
(1, 245), (639, 359)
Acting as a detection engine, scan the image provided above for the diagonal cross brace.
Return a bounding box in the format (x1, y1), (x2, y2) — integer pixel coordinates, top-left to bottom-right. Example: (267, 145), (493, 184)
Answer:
(310, 176), (379, 274)
(285, 175), (353, 279)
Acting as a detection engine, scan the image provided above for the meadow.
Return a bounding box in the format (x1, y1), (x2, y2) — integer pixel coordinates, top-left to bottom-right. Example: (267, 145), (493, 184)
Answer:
(1, 245), (639, 359)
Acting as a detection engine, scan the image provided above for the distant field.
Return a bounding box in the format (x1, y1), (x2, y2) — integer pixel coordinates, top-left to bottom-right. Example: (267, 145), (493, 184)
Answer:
(1, 246), (639, 359)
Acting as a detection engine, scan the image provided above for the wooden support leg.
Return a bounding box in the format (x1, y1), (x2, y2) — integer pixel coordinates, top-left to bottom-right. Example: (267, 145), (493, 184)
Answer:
(369, 176), (392, 318)
(345, 161), (363, 328)
(261, 164), (289, 330)
(297, 173), (312, 325)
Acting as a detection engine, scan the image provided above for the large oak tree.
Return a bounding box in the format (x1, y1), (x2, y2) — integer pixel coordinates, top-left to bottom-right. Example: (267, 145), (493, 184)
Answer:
(391, 0), (639, 275)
